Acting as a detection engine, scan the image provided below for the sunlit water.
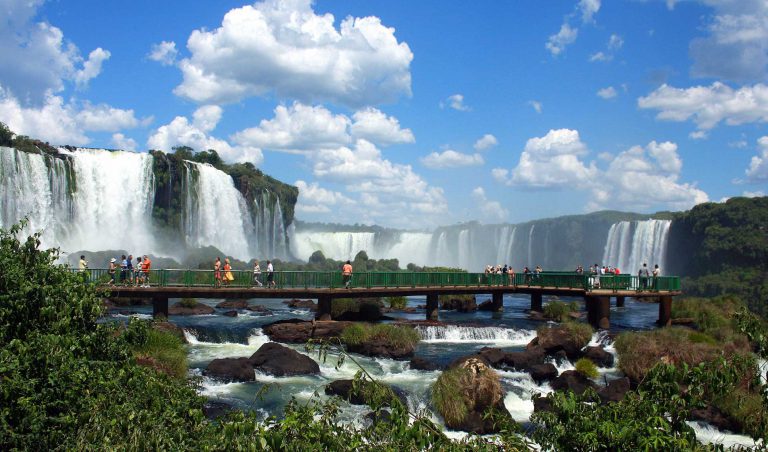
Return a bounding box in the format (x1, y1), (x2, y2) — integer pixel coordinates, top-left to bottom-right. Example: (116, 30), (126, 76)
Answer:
(108, 295), (753, 447)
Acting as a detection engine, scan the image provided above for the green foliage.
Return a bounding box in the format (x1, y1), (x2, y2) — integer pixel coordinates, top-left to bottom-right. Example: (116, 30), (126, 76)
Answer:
(386, 296), (407, 309)
(340, 323), (420, 349)
(574, 358), (599, 379)
(179, 297), (198, 308)
(538, 322), (593, 349)
(0, 121), (13, 146)
(125, 319), (188, 379)
(431, 368), (471, 426)
(542, 300), (578, 322)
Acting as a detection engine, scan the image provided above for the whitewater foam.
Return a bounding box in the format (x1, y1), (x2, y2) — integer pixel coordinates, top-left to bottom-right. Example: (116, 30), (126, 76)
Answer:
(417, 325), (536, 345)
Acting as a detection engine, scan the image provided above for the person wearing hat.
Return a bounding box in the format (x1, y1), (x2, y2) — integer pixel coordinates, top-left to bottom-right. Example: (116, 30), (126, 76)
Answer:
(108, 258), (117, 286)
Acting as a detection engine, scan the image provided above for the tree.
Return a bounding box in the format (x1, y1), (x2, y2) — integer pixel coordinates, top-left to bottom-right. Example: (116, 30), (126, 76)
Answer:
(0, 121), (13, 146)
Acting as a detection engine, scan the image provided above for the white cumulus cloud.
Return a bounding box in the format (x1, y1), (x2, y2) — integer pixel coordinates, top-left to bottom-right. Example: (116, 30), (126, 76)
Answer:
(350, 107), (414, 146)
(474, 134), (498, 151)
(111, 133), (137, 151)
(638, 82), (768, 130)
(173, 0), (413, 107)
(472, 187), (508, 221)
(546, 23), (579, 56)
(597, 86), (617, 99)
(74, 48), (110, 88)
(745, 136), (768, 182)
(294, 180), (353, 213)
(148, 41), (178, 66)
(421, 150), (484, 169)
(441, 94), (470, 111)
(528, 100), (543, 113)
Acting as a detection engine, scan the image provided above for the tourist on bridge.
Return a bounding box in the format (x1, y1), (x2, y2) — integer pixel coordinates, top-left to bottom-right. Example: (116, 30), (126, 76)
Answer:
(126, 254), (134, 286)
(135, 256), (144, 286)
(140, 255), (152, 287)
(342, 260), (353, 289)
(266, 261), (275, 288)
(523, 266), (531, 285)
(639, 263), (650, 289)
(108, 258), (117, 286)
(214, 257), (222, 288)
(652, 264), (661, 289)
(120, 255), (128, 284)
(253, 260), (263, 287)
(223, 258), (234, 286)
(506, 265), (515, 285)
(78, 255), (88, 272)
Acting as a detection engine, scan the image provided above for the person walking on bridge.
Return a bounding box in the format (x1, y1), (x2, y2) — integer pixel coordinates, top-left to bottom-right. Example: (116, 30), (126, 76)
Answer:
(253, 260), (263, 287)
(266, 260), (275, 288)
(214, 257), (222, 288)
(141, 255), (152, 287)
(342, 260), (353, 289)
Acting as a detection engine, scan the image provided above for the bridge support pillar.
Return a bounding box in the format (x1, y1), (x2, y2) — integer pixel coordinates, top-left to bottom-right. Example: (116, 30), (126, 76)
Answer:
(586, 296), (610, 329)
(616, 296), (625, 308)
(530, 293), (543, 312)
(152, 296), (168, 319)
(426, 294), (439, 321)
(316, 296), (332, 321)
(658, 296), (672, 327)
(491, 292), (504, 318)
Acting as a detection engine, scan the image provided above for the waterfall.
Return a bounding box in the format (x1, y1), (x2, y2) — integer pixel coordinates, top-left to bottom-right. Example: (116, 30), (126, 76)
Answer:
(602, 219), (671, 273)
(527, 224), (535, 266)
(65, 148), (155, 254)
(183, 161), (252, 260)
(0, 147), (70, 248)
(457, 229), (470, 269)
(384, 232), (432, 267)
(254, 192), (289, 260)
(416, 325), (537, 345)
(289, 231), (376, 261)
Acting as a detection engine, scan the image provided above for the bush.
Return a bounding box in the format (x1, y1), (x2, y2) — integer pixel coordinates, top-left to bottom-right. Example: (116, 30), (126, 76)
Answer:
(126, 320), (188, 379)
(340, 323), (420, 349)
(542, 300), (578, 322)
(431, 361), (503, 430)
(179, 297), (198, 308)
(574, 358), (599, 379)
(551, 321), (594, 348)
(386, 296), (407, 310)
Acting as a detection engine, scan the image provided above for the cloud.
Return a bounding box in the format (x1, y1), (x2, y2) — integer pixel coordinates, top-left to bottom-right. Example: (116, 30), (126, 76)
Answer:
(608, 33), (623, 50)
(0, 0), (110, 103)
(597, 86), (617, 99)
(310, 139), (447, 225)
(173, 0), (413, 107)
(589, 51), (610, 62)
(441, 94), (470, 111)
(689, 1), (768, 82)
(0, 85), (146, 145)
(350, 107), (414, 146)
(294, 180), (353, 213)
(148, 105), (263, 164)
(546, 23), (579, 56)
(638, 82), (768, 129)
(111, 133), (137, 151)
(493, 129), (707, 211)
(743, 190), (765, 197)
(148, 41), (178, 66)
(745, 136), (768, 182)
(232, 102), (412, 153)
(578, 0), (601, 23)
(589, 33), (623, 62)
(471, 187), (508, 221)
(421, 150), (484, 169)
(689, 130), (708, 140)
(528, 100), (543, 113)
(495, 129), (596, 188)
(474, 134), (498, 151)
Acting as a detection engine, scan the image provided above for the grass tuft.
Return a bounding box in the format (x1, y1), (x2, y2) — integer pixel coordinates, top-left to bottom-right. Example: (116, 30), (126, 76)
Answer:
(340, 323), (420, 349)
(574, 358), (599, 379)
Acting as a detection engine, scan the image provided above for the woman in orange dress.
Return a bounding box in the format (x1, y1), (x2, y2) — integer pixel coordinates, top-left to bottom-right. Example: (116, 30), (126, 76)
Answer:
(223, 258), (234, 286)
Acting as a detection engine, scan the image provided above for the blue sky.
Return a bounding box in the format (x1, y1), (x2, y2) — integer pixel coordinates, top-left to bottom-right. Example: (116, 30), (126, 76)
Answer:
(1, 0), (767, 228)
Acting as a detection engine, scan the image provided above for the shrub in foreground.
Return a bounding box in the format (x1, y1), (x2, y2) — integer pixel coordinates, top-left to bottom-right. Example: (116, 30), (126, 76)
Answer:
(340, 323), (420, 349)
(542, 300), (578, 322)
(574, 357), (599, 379)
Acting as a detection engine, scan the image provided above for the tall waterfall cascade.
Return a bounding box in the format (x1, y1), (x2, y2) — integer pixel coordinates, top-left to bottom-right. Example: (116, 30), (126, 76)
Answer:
(602, 219), (671, 273)
(0, 147), (292, 262)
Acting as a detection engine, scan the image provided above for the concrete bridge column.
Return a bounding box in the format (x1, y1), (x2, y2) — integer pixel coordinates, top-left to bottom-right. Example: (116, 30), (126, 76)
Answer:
(316, 296), (332, 321)
(658, 296), (672, 327)
(491, 292), (504, 318)
(152, 296), (168, 319)
(530, 293), (543, 312)
(616, 296), (625, 308)
(426, 293), (439, 321)
(586, 296), (610, 329)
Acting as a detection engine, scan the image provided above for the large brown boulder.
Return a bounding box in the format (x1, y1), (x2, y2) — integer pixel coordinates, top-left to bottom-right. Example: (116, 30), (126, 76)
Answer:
(584, 346), (614, 367)
(248, 342), (320, 376)
(440, 296), (477, 312)
(262, 319), (352, 343)
(168, 301), (215, 315)
(475, 346), (546, 371)
(690, 405), (740, 433)
(409, 357), (442, 371)
(528, 363), (558, 384)
(283, 299), (317, 311)
(325, 379), (408, 407)
(204, 357), (255, 382)
(216, 299), (249, 309)
(598, 377), (630, 404)
(550, 370), (597, 395)
(528, 326), (589, 360)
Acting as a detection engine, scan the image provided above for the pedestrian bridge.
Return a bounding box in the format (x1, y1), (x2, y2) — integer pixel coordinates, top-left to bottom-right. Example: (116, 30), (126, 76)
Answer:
(82, 269), (681, 329)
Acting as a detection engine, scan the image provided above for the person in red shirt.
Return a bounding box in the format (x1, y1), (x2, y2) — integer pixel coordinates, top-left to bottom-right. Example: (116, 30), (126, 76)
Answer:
(342, 260), (353, 289)
(141, 255), (152, 287)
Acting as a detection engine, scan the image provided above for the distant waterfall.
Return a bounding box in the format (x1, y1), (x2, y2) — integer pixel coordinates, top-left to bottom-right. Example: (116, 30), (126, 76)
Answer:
(0, 147), (71, 248)
(254, 192), (289, 260)
(183, 161), (253, 260)
(289, 231), (376, 261)
(602, 219), (671, 273)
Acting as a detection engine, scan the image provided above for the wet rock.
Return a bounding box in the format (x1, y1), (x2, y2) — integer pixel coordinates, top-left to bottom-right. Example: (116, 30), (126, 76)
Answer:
(204, 357), (255, 382)
(528, 311), (547, 321)
(152, 321), (187, 343)
(249, 342), (320, 376)
(440, 296), (477, 312)
(325, 379), (407, 406)
(504, 347), (546, 370)
(690, 405), (740, 433)
(283, 299), (317, 311)
(477, 347), (508, 367)
(598, 377), (630, 404)
(202, 400), (234, 420)
(477, 300), (495, 311)
(247, 304), (269, 312)
(532, 394), (553, 413)
(528, 326), (588, 360)
(168, 301), (215, 315)
(262, 319), (352, 343)
(584, 346), (614, 367)
(528, 363), (558, 384)
(365, 410), (393, 424)
(346, 339), (414, 360)
(409, 356), (442, 371)
(223, 310), (238, 317)
(550, 370), (597, 395)
(216, 299), (248, 309)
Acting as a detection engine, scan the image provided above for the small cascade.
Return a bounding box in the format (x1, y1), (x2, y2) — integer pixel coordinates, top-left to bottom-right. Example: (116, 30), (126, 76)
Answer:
(416, 325), (536, 345)
(601, 219), (671, 273)
(183, 161), (252, 260)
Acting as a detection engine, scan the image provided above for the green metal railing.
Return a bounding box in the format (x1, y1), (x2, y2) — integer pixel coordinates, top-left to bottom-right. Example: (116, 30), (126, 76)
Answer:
(71, 269), (681, 292)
